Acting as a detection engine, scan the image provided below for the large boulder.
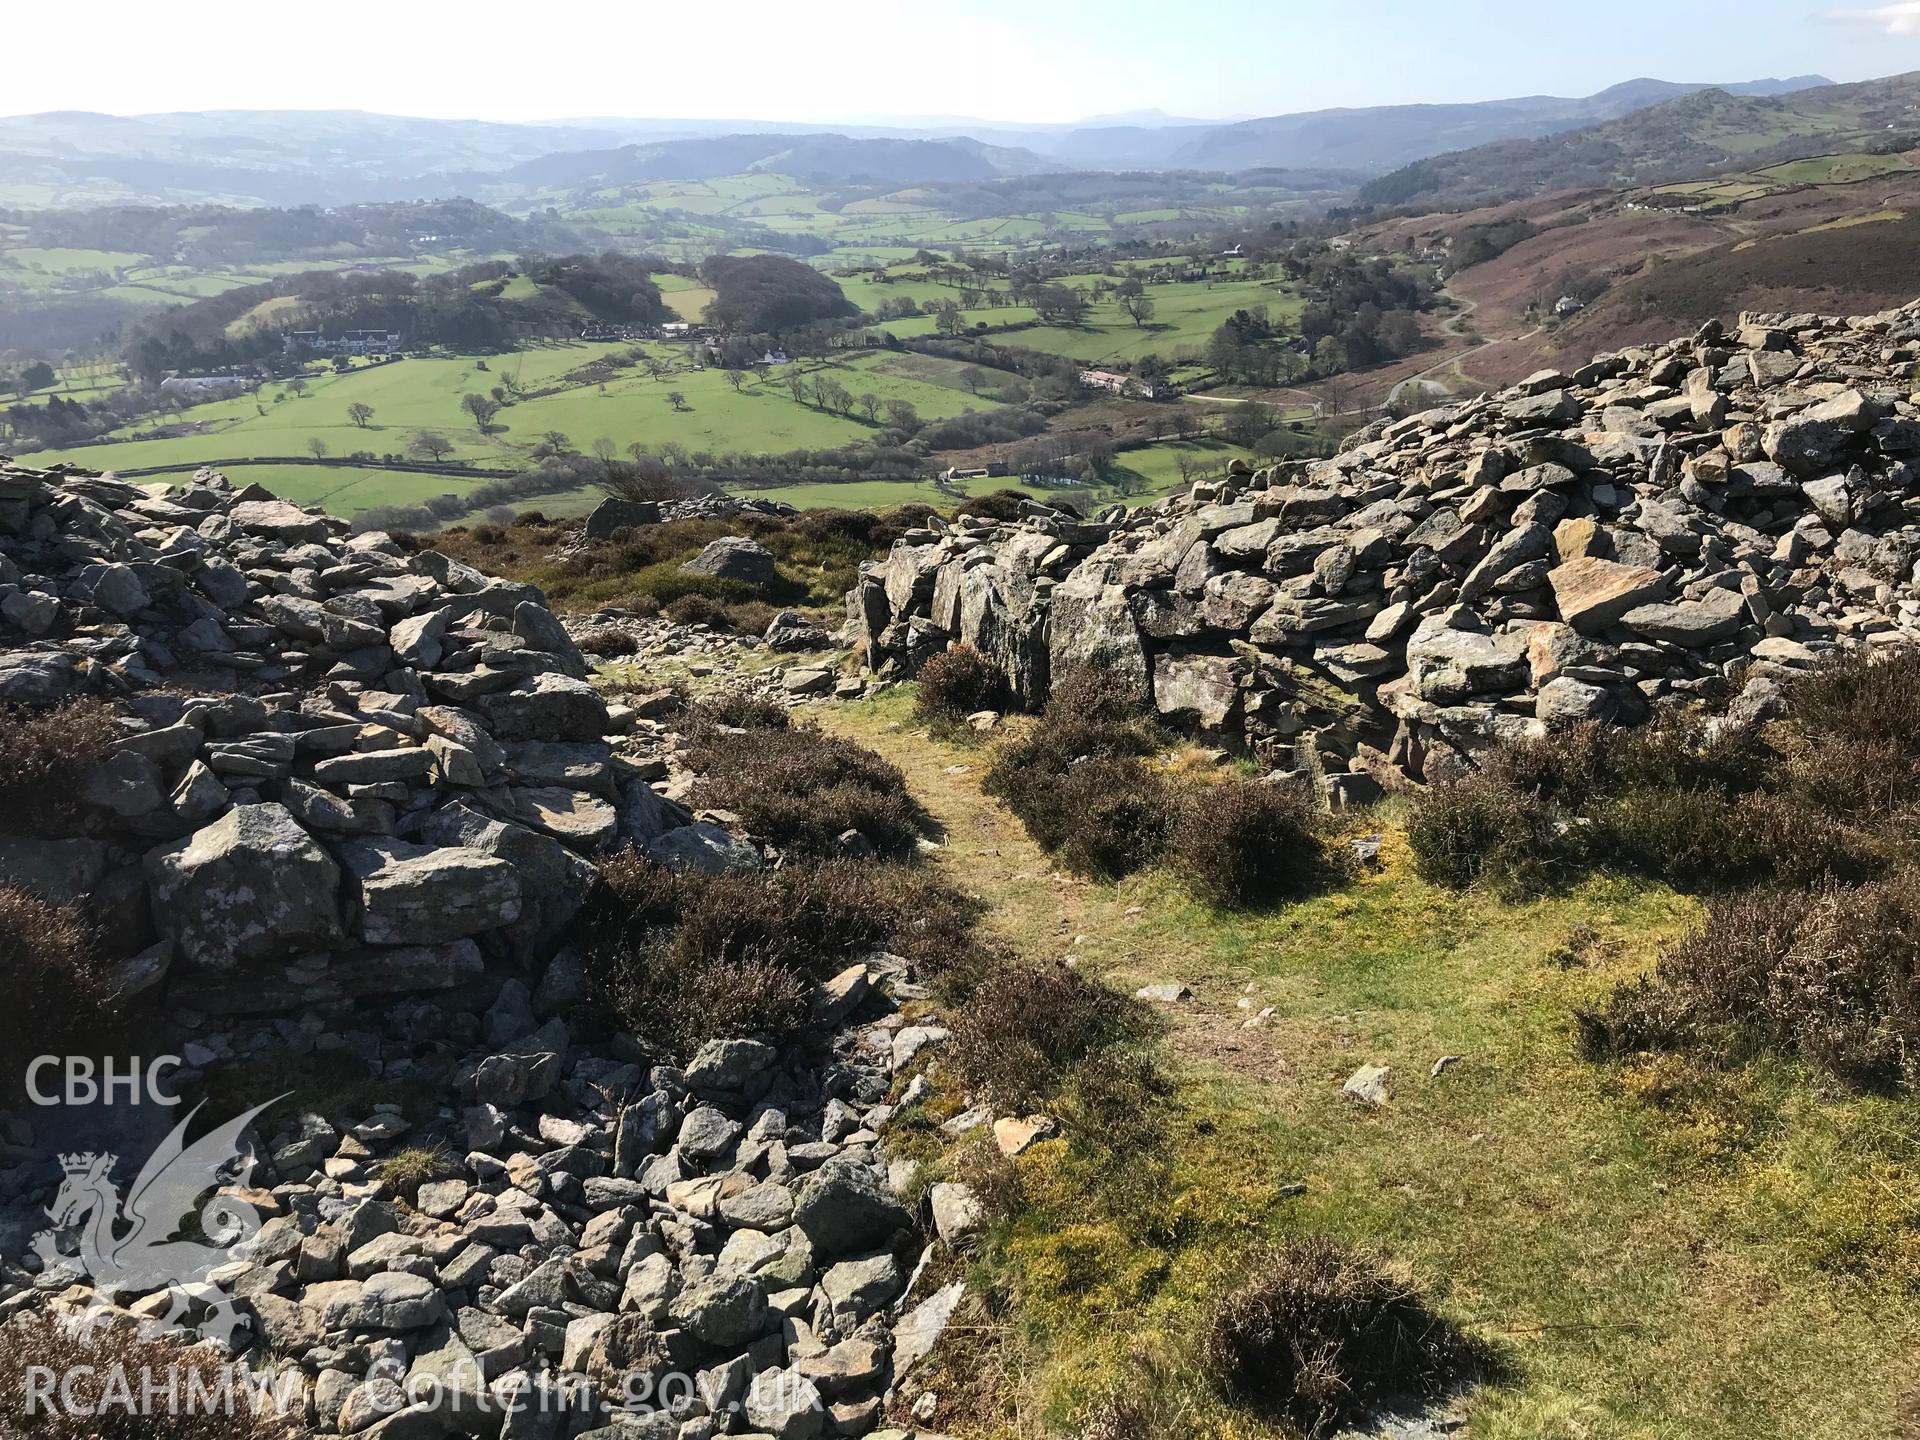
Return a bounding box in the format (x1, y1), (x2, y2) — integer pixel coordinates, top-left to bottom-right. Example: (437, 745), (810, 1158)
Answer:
(583, 497), (660, 539)
(1547, 556), (1668, 633)
(479, 673), (609, 741)
(339, 838), (522, 947)
(145, 804), (344, 970)
(792, 1161), (911, 1257)
(681, 536), (777, 587)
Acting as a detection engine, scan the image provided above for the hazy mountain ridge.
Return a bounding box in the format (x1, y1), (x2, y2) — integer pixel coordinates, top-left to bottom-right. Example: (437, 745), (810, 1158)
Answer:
(0, 74), (1838, 207)
(1359, 70), (1920, 210)
(501, 133), (1057, 188)
(1173, 75), (1832, 172)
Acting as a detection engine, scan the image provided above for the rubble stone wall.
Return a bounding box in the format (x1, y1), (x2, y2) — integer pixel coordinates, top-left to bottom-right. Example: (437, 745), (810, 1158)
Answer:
(853, 306), (1920, 794)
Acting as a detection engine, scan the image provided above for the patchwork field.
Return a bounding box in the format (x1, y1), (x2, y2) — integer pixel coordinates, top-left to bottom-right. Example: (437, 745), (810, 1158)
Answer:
(14, 340), (1032, 516)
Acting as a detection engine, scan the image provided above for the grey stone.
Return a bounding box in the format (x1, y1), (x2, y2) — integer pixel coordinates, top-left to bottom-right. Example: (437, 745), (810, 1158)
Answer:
(145, 804), (343, 970)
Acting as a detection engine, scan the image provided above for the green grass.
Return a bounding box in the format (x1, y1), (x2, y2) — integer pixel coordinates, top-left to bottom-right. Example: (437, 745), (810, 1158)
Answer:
(1105, 438), (1256, 503)
(816, 694), (1920, 1438)
(17, 341), (992, 512)
(996, 277), (1302, 366)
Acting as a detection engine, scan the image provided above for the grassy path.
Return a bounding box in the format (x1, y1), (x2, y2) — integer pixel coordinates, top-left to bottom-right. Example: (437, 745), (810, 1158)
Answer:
(820, 692), (1920, 1439)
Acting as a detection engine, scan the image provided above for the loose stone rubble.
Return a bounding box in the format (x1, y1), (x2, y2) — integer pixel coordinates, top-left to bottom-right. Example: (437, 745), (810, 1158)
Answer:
(0, 462), (966, 1437)
(853, 306), (1920, 794)
(0, 463), (724, 1011)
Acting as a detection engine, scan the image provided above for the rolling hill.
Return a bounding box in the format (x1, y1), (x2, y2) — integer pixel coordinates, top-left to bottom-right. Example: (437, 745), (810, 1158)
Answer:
(502, 132), (1054, 188)
(1168, 75), (1830, 174)
(1359, 70), (1920, 210)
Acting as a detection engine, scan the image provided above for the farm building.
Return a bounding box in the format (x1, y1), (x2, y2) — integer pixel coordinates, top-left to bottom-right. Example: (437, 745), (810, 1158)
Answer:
(1080, 368), (1169, 399)
(159, 374), (256, 401)
(282, 329), (402, 358)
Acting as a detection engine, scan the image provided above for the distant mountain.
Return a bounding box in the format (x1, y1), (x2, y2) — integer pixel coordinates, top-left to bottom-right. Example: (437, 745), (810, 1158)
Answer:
(0, 109), (627, 207)
(0, 76), (1856, 211)
(503, 133), (1054, 188)
(1358, 71), (1920, 211)
(1168, 75), (1832, 173)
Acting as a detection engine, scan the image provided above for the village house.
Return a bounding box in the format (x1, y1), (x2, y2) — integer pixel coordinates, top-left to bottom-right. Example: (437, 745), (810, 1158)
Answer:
(579, 322), (646, 342)
(281, 329), (401, 358)
(1080, 368), (1130, 395)
(1080, 368), (1169, 400)
(159, 374), (256, 402)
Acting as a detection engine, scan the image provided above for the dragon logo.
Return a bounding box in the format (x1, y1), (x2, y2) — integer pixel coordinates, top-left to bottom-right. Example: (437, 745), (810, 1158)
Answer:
(30, 1098), (283, 1346)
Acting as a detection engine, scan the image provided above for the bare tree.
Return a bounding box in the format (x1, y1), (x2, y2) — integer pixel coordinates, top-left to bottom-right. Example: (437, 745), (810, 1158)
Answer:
(725, 369), (747, 393)
(408, 431), (454, 462)
(461, 393), (500, 430)
(592, 437), (618, 474)
(1119, 293), (1155, 328)
(307, 437), (329, 460)
(347, 402), (375, 428)
(858, 392), (881, 423)
(666, 390), (688, 412)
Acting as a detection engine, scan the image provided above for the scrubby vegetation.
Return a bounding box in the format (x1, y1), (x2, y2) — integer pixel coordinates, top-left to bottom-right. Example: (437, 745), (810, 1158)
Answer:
(1169, 778), (1346, 909)
(985, 663), (1348, 905)
(433, 502), (933, 632)
(377, 1142), (460, 1202)
(1579, 872), (1920, 1089)
(1201, 1238), (1491, 1437)
(1407, 650), (1920, 1094)
(948, 961), (1155, 1112)
(0, 696), (121, 833)
(984, 662), (1172, 880)
(1406, 651), (1920, 897)
(0, 887), (113, 1100)
(576, 853), (993, 1057)
(682, 704), (929, 860)
(913, 644), (1009, 730)
(0, 1314), (301, 1438)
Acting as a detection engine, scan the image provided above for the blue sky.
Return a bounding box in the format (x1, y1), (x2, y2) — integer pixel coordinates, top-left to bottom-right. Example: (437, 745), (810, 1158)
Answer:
(7, 0), (1920, 124)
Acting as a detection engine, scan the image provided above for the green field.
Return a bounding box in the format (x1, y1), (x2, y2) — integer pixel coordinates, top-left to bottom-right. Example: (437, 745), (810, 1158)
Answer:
(16, 340), (1015, 516)
(1641, 150), (1916, 211)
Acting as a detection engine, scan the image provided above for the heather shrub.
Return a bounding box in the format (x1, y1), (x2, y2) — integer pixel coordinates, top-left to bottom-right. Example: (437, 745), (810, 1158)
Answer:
(984, 661), (1173, 879)
(914, 644), (1008, 724)
(1578, 872), (1920, 1089)
(576, 857), (989, 1055)
(1201, 1238), (1489, 1437)
(574, 625), (639, 657)
(1408, 651), (1912, 896)
(1049, 756), (1173, 880)
(0, 696), (121, 834)
(684, 722), (927, 858)
(1170, 779), (1345, 909)
(1406, 772), (1564, 894)
(686, 686), (788, 731)
(663, 593), (734, 629)
(0, 1314), (301, 1438)
(947, 962), (1154, 1111)
(0, 886), (114, 1099)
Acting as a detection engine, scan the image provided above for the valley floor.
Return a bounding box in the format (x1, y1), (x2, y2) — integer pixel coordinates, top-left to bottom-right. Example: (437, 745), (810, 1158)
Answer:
(817, 692), (1920, 1439)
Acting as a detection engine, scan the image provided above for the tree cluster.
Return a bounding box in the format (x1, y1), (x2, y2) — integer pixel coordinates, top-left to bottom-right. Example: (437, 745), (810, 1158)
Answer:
(700, 254), (857, 335)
